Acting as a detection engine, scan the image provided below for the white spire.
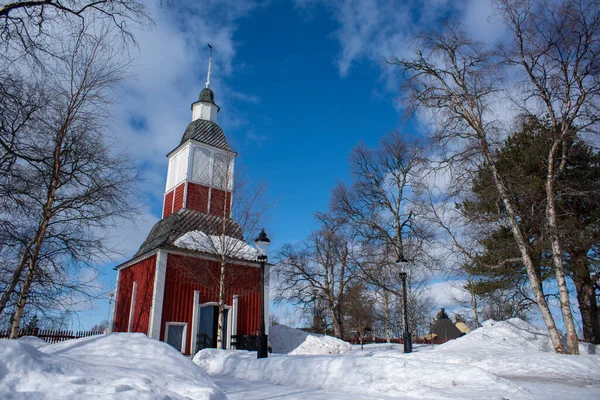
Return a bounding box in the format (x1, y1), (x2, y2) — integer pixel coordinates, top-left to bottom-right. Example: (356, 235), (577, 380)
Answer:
(205, 43), (213, 89)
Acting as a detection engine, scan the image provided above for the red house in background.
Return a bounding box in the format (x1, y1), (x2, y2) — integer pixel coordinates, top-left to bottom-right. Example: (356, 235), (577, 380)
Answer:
(111, 58), (267, 355)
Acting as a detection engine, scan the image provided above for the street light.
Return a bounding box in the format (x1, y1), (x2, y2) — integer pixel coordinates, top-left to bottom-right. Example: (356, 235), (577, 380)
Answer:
(396, 255), (413, 353)
(255, 229), (270, 359)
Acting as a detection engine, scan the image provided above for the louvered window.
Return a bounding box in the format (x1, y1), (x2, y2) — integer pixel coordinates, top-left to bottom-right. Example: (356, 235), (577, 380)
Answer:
(191, 147), (211, 184)
(213, 153), (231, 190)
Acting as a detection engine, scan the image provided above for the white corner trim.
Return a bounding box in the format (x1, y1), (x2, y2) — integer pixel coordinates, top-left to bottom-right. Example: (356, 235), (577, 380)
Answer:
(229, 294), (240, 349)
(127, 281), (138, 332)
(109, 270), (121, 333)
(232, 295), (239, 338)
(148, 250), (167, 339)
(190, 290), (201, 356)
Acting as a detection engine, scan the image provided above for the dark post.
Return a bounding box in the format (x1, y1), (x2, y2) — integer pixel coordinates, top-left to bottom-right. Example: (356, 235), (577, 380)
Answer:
(399, 271), (413, 353)
(258, 257), (268, 358)
(254, 229), (270, 359)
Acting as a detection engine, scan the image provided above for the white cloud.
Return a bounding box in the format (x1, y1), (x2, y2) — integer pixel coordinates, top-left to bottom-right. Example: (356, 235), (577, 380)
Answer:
(427, 279), (469, 309)
(110, 0), (260, 203)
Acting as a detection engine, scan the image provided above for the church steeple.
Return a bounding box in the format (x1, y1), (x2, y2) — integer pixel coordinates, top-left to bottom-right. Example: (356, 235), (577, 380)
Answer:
(192, 44), (220, 123)
(163, 45), (235, 220)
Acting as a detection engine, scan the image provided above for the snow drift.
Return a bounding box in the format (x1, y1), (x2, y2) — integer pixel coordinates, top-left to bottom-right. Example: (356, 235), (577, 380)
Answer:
(0, 333), (226, 400)
(194, 349), (532, 399)
(414, 318), (600, 382)
(196, 318), (600, 399)
(269, 324), (352, 355)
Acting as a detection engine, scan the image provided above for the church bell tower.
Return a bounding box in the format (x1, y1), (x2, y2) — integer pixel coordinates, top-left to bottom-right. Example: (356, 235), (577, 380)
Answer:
(162, 46), (236, 219)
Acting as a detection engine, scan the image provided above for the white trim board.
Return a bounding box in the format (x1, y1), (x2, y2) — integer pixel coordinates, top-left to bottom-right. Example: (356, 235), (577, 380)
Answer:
(148, 250), (167, 339)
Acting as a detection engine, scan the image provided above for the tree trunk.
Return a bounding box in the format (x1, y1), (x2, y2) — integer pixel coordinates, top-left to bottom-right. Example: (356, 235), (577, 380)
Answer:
(216, 259), (226, 349)
(9, 124), (66, 337)
(546, 142), (579, 354)
(383, 290), (391, 343)
(484, 148), (566, 353)
(571, 254), (600, 344)
(573, 275), (600, 344)
(0, 239), (33, 314)
(471, 291), (480, 329)
(331, 314), (342, 339)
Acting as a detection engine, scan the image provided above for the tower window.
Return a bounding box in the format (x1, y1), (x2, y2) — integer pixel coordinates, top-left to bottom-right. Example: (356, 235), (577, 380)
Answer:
(191, 147), (211, 184)
(213, 153), (232, 190)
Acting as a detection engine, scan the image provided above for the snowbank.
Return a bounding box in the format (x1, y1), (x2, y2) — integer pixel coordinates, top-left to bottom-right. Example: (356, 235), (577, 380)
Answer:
(174, 230), (257, 261)
(17, 336), (49, 348)
(414, 318), (600, 382)
(0, 333), (226, 399)
(269, 324), (352, 355)
(194, 349), (532, 399)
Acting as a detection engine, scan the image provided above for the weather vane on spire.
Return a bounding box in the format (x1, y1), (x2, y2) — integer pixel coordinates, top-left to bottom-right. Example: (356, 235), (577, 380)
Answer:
(206, 43), (213, 89)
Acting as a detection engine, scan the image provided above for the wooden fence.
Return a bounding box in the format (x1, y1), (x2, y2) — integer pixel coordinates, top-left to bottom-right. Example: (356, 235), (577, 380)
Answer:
(0, 328), (103, 344)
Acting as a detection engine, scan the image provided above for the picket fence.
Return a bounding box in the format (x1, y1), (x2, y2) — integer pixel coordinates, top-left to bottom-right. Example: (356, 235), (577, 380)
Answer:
(0, 328), (103, 344)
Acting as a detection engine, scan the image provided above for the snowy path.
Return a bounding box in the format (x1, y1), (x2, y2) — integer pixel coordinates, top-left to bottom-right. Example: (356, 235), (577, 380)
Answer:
(211, 375), (407, 400)
(213, 374), (600, 400)
(512, 379), (600, 400)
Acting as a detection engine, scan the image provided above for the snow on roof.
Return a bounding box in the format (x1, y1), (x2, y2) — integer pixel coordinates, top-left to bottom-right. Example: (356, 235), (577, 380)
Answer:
(174, 230), (258, 262)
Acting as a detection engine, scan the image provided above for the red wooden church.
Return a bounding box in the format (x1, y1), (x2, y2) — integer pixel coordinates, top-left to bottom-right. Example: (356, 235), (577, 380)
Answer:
(111, 55), (267, 355)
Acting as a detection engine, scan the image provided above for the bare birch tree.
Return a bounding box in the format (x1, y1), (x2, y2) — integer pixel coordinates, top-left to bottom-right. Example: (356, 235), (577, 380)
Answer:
(275, 212), (355, 339)
(331, 132), (434, 340)
(0, 26), (141, 336)
(388, 24), (574, 353)
(491, 0), (600, 354)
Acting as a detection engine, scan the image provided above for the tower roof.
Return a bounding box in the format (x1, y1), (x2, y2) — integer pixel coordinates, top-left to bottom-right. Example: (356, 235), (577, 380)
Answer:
(133, 209), (243, 258)
(196, 87), (220, 111)
(179, 119), (232, 152)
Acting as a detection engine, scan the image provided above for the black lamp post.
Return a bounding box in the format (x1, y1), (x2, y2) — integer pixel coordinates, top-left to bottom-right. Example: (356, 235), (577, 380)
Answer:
(255, 229), (270, 359)
(396, 255), (413, 353)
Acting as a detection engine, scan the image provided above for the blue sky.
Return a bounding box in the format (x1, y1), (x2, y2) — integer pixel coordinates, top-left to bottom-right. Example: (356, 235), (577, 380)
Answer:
(74, 0), (510, 329)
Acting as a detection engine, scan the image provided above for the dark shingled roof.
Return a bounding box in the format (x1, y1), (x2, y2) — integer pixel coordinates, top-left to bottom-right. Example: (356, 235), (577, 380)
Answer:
(133, 209), (243, 258)
(198, 88), (219, 111)
(180, 119), (231, 151)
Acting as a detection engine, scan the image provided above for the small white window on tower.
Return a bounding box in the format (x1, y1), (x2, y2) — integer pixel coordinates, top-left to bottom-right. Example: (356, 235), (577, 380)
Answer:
(175, 150), (187, 186)
(166, 156), (177, 191)
(191, 147), (211, 184)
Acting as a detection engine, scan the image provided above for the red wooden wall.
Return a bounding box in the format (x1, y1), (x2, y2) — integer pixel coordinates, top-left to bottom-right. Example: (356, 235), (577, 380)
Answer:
(160, 253), (261, 354)
(187, 182), (209, 213)
(163, 191), (174, 218)
(113, 255), (157, 334)
(173, 183), (185, 212)
(210, 188), (231, 218)
(163, 183), (186, 217)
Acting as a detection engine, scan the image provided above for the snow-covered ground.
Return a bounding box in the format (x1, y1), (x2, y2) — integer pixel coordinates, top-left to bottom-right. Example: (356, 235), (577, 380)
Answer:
(0, 333), (225, 399)
(2, 319), (599, 399)
(195, 319), (600, 400)
(269, 324), (352, 355)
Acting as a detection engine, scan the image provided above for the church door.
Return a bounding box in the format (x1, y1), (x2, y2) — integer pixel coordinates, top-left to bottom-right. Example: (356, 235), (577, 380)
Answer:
(197, 305), (229, 350)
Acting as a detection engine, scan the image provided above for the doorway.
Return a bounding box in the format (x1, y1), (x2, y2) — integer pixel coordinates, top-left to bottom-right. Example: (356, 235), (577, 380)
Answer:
(196, 304), (230, 351)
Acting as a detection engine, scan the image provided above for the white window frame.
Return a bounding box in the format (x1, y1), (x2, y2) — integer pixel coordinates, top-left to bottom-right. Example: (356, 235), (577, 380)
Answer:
(190, 146), (212, 185)
(165, 145), (190, 192)
(212, 153), (233, 191)
(165, 322), (188, 353)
